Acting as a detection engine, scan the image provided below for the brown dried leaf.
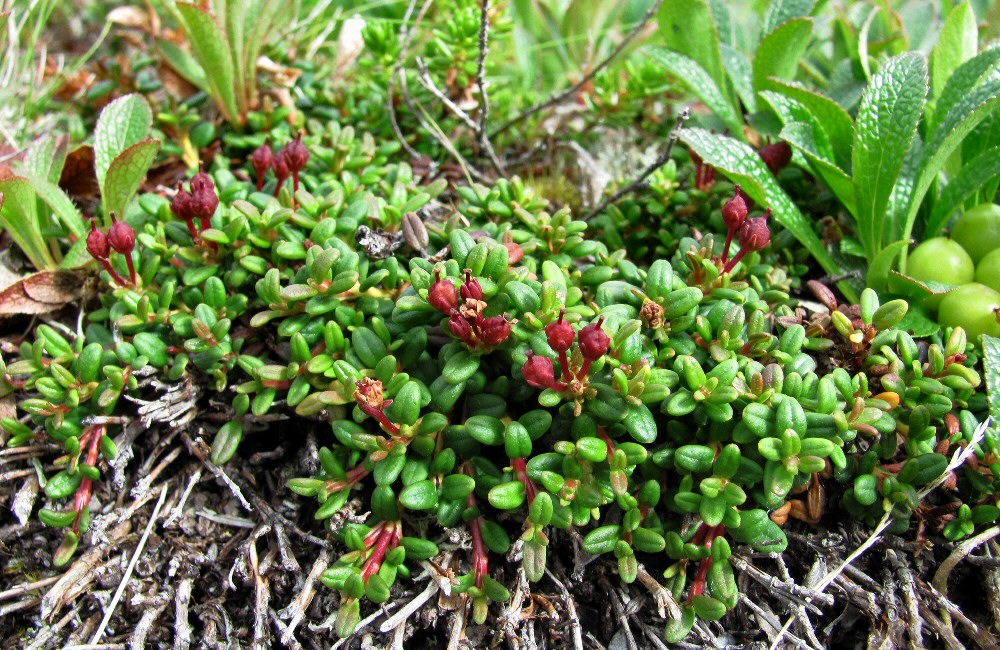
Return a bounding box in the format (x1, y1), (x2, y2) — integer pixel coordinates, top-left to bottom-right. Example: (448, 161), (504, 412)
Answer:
(0, 270), (83, 317)
(107, 5), (151, 30)
(59, 145), (100, 216)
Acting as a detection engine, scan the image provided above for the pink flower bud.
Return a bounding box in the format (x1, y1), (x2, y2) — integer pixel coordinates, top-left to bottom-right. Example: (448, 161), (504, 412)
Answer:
(722, 186), (748, 232)
(480, 315), (512, 346)
(545, 309), (575, 353)
(87, 221), (109, 259)
(449, 313), (473, 342)
(578, 317), (610, 361)
(739, 211), (772, 252)
(283, 133), (310, 174)
(190, 168), (215, 194)
(171, 186), (194, 222)
(428, 273), (459, 313)
(523, 352), (557, 390)
(758, 142), (792, 176)
(107, 215), (136, 255)
(273, 149), (291, 192)
(252, 141), (273, 191)
(461, 270), (484, 302)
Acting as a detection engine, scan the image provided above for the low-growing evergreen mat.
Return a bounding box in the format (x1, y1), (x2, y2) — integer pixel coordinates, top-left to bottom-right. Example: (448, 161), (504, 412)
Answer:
(4, 1), (1000, 648)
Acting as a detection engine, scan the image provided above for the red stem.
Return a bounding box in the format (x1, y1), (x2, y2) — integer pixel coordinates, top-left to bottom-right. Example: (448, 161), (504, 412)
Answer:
(557, 350), (571, 383)
(72, 425), (104, 533)
(360, 522), (400, 583)
(124, 254), (137, 286)
(722, 229), (735, 263)
(512, 458), (538, 505)
(98, 259), (127, 286)
(184, 218), (200, 240)
(722, 248), (748, 274)
(469, 515), (488, 589)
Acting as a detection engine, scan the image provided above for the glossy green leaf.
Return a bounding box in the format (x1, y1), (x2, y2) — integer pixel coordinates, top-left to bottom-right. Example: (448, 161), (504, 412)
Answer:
(93, 94), (153, 198)
(752, 18), (813, 98)
(930, 1), (977, 103)
(658, 0), (728, 100)
(852, 53), (927, 259)
(102, 139), (160, 220)
(648, 47), (741, 131)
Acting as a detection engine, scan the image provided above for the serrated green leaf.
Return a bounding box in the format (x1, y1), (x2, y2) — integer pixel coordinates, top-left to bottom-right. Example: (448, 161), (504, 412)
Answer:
(176, 3), (239, 125)
(24, 134), (68, 185)
(926, 146), (1000, 238)
(983, 335), (1000, 430)
(156, 37), (208, 90)
(647, 47), (741, 131)
(767, 78), (855, 168)
(679, 128), (841, 278)
(658, 0), (728, 102)
(93, 94), (152, 197)
(931, 2), (977, 104)
(901, 51), (1000, 263)
(779, 122), (856, 214)
(763, 0), (818, 34)
(25, 174), (86, 237)
(852, 53), (927, 259)
(102, 139), (160, 220)
(720, 44), (756, 112)
(0, 177), (55, 269)
(753, 18), (813, 99)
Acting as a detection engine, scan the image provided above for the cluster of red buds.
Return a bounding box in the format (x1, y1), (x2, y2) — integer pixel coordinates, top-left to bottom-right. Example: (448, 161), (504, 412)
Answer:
(171, 168), (220, 242)
(720, 186), (772, 274)
(251, 134), (310, 195)
(87, 214), (136, 286)
(523, 310), (611, 392)
(428, 270), (514, 349)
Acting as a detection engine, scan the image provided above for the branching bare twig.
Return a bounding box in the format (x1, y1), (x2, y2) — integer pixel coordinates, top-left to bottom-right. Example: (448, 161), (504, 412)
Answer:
(582, 108), (689, 221)
(475, 0), (504, 174)
(490, 0), (664, 138)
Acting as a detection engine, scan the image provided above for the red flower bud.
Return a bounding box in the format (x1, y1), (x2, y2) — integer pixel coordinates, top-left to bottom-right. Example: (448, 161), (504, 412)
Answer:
(283, 133), (310, 174)
(545, 309), (575, 353)
(87, 221), (109, 259)
(758, 141), (792, 176)
(722, 186), (748, 232)
(428, 272), (459, 313)
(252, 141), (273, 191)
(449, 313), (473, 342)
(171, 186), (194, 221)
(523, 352), (557, 390)
(107, 215), (136, 255)
(739, 211), (772, 252)
(191, 184), (220, 226)
(480, 315), (512, 346)
(190, 169), (215, 194)
(578, 317), (610, 361)
(273, 149), (291, 192)
(461, 270), (484, 302)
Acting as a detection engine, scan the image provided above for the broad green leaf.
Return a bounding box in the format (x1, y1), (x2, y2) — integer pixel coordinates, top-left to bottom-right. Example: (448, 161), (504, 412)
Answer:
(177, 3), (239, 125)
(658, 0), (729, 103)
(242, 0), (286, 115)
(721, 44), (757, 113)
(156, 38), (208, 90)
(931, 1), (978, 104)
(680, 128), (841, 278)
(708, 0), (737, 47)
(93, 94), (153, 196)
(759, 91), (836, 161)
(767, 78), (855, 168)
(103, 140), (161, 220)
(23, 135), (68, 185)
(223, 0), (248, 117)
(852, 53), (927, 259)
(648, 48), (742, 131)
(780, 122), (856, 215)
(867, 239), (910, 292)
(0, 178), (55, 269)
(931, 47), (1000, 137)
(26, 175), (86, 237)
(885, 137), (924, 242)
(763, 0), (818, 34)
(926, 146), (1000, 238)
(753, 18), (813, 99)
(900, 51), (1000, 260)
(982, 335), (1000, 430)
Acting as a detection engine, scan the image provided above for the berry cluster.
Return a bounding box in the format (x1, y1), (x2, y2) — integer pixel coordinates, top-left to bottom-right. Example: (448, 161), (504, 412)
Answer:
(523, 310), (610, 392)
(251, 134), (310, 194)
(428, 270), (514, 349)
(86, 214), (137, 286)
(171, 169), (220, 241)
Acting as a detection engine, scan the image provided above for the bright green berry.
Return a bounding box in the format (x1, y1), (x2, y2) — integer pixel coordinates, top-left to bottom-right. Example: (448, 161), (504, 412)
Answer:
(975, 249), (1000, 294)
(907, 238), (974, 309)
(938, 283), (1000, 342)
(952, 203), (1000, 264)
